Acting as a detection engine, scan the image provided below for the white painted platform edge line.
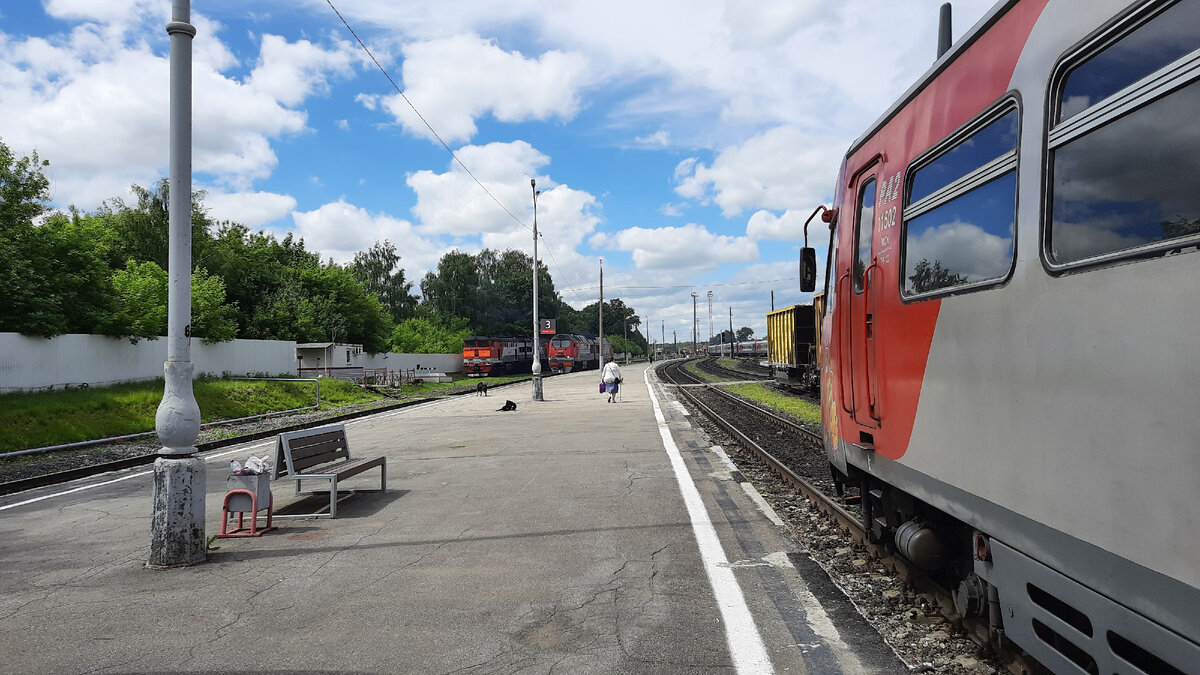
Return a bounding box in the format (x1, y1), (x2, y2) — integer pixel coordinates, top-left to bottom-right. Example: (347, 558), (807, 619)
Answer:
(0, 439), (273, 512)
(713, 441), (871, 673)
(644, 370), (773, 674)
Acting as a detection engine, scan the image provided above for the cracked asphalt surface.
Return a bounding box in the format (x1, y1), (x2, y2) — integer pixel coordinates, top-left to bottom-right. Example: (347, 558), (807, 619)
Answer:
(0, 364), (905, 674)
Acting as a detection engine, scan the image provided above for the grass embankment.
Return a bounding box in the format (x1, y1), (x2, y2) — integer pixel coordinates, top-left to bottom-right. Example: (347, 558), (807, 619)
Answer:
(683, 360), (722, 383)
(723, 383), (821, 425)
(0, 373), (533, 455)
(0, 377), (383, 454)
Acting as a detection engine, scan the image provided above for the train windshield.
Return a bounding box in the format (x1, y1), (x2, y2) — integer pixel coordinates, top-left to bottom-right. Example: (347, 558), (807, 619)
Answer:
(551, 335), (572, 347)
(463, 337), (489, 348)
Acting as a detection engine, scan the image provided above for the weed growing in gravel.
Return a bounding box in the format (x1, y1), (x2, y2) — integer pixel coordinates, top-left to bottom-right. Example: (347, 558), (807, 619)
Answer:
(722, 383), (821, 425)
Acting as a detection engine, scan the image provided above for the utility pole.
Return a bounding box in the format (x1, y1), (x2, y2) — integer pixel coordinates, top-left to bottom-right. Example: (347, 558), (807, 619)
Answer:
(690, 292), (698, 356)
(598, 260), (604, 358)
(729, 307), (734, 348)
(530, 179), (543, 402)
(707, 290), (714, 347)
(151, 0), (205, 569)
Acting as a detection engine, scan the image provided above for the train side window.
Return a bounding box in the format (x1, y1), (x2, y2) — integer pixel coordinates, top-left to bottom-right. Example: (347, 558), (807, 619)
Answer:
(1047, 1), (1200, 267)
(901, 105), (1019, 297)
(854, 178), (877, 293)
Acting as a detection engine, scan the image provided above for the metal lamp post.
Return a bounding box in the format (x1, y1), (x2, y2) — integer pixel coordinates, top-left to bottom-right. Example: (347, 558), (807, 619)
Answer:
(530, 179), (543, 402)
(149, 0), (205, 569)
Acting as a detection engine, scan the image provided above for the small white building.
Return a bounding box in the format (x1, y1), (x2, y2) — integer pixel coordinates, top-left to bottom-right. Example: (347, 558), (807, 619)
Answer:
(296, 342), (365, 380)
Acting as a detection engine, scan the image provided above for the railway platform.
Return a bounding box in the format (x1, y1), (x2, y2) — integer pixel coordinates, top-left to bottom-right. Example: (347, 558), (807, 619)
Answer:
(0, 363), (904, 674)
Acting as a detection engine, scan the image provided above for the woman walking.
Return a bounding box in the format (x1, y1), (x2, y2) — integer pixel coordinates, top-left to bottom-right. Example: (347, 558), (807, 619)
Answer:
(601, 356), (622, 403)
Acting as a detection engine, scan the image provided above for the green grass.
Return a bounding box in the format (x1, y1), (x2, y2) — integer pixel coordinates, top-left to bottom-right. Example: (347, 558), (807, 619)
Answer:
(0, 377), (385, 454)
(722, 383), (822, 425)
(683, 360), (722, 383)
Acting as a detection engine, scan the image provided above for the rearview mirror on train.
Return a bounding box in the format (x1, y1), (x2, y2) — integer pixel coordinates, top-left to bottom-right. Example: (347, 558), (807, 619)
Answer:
(800, 247), (817, 292)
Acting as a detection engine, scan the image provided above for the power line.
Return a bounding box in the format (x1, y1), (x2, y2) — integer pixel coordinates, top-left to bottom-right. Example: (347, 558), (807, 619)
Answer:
(326, 1), (585, 303)
(560, 277), (801, 295)
(325, 0), (529, 233)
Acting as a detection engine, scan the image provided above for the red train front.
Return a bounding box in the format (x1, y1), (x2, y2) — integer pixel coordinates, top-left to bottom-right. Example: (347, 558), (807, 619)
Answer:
(547, 333), (604, 374)
(462, 336), (532, 376)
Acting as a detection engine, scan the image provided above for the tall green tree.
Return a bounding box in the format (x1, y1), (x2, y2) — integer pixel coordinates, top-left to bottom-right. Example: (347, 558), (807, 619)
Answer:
(350, 240), (417, 323)
(91, 178), (212, 271)
(390, 315), (472, 353)
(0, 143), (114, 336)
(108, 260), (238, 343)
(420, 250), (479, 322)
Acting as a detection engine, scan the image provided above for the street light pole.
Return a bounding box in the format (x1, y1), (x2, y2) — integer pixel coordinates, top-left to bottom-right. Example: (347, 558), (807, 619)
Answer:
(531, 179), (543, 402)
(150, 0), (205, 568)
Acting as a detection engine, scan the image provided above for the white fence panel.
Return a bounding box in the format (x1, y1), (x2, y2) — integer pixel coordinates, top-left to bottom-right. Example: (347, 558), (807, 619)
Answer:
(0, 333), (297, 393)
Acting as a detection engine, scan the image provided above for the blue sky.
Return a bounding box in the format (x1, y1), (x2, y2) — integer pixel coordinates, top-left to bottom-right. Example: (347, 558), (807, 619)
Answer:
(0, 0), (995, 342)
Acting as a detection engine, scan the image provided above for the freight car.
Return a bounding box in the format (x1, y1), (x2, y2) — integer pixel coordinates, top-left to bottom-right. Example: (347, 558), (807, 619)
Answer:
(765, 298), (823, 390)
(800, 1), (1200, 672)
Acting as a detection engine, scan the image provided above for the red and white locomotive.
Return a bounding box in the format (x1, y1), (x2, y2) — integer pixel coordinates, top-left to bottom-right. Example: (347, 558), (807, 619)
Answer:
(547, 334), (612, 374)
(462, 336), (533, 376)
(803, 1), (1200, 671)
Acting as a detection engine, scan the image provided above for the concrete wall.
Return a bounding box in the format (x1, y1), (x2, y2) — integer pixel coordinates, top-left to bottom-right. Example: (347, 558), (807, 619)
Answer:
(0, 333), (297, 393)
(0, 333), (465, 392)
(362, 352), (462, 374)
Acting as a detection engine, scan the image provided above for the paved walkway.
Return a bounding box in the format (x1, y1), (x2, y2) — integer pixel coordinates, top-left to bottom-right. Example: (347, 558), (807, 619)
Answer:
(0, 364), (904, 674)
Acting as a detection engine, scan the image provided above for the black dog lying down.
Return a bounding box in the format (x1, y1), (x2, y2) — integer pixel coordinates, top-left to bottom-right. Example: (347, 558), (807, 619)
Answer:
(497, 400), (517, 411)
(476, 381), (488, 396)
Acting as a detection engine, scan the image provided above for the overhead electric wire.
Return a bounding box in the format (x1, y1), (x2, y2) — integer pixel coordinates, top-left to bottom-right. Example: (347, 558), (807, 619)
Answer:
(327, 0), (586, 302)
(325, 0), (529, 233)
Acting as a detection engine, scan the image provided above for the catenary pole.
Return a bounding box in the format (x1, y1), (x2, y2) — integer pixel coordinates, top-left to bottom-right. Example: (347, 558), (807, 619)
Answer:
(530, 179), (543, 401)
(150, 0), (205, 569)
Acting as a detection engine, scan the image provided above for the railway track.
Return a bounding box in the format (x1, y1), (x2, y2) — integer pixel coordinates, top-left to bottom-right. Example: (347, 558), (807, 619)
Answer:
(656, 359), (1041, 674)
(695, 356), (770, 382)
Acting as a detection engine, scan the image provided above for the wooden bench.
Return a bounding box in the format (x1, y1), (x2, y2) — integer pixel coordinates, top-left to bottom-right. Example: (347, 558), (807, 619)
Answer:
(271, 424), (385, 518)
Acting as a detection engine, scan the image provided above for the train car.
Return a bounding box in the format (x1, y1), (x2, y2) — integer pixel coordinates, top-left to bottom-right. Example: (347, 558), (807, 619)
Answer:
(803, 1), (1200, 672)
(462, 336), (532, 376)
(598, 337), (614, 363)
(547, 333), (600, 373)
(766, 299), (822, 388)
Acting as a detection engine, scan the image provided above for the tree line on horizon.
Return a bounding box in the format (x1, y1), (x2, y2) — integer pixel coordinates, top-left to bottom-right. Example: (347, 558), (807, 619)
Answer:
(0, 140), (647, 357)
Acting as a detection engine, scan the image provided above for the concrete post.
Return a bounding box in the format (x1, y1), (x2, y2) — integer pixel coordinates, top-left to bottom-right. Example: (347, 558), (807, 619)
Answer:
(150, 0), (205, 568)
(530, 180), (543, 401)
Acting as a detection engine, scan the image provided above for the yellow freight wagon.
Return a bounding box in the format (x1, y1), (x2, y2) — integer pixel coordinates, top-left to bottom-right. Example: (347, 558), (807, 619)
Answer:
(765, 293), (823, 391)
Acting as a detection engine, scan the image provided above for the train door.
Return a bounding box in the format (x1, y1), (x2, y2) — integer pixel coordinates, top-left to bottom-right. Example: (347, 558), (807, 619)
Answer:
(840, 167), (881, 430)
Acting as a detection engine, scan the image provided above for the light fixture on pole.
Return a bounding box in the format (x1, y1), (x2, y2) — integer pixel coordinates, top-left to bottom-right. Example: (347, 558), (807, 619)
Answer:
(531, 179), (543, 402)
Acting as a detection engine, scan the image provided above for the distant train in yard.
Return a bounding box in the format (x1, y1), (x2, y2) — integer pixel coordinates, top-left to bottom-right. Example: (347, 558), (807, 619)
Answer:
(708, 340), (767, 359)
(462, 336), (532, 376)
(464, 333), (612, 376)
(546, 334), (613, 374)
(799, 0), (1200, 672)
